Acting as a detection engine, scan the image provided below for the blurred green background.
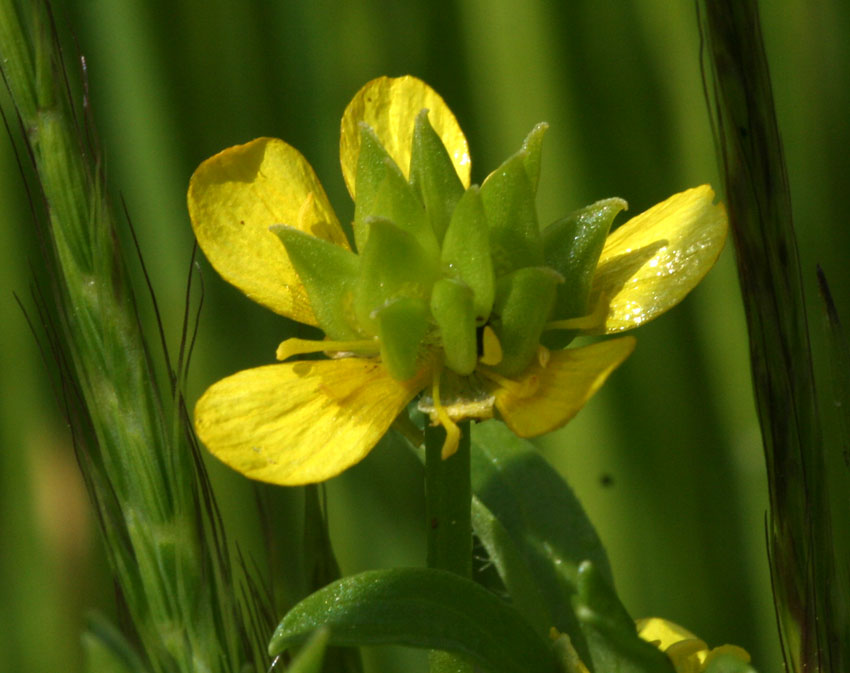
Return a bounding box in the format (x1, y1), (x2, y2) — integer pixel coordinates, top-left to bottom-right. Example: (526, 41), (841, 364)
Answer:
(2, 1), (848, 671)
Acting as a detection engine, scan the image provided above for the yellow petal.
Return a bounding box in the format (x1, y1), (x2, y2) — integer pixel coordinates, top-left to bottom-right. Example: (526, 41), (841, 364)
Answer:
(586, 185), (727, 334)
(195, 358), (427, 485)
(636, 617), (700, 650)
(340, 75), (471, 199)
(492, 337), (635, 437)
(667, 639), (710, 673)
(702, 645), (751, 668)
(188, 137), (350, 324)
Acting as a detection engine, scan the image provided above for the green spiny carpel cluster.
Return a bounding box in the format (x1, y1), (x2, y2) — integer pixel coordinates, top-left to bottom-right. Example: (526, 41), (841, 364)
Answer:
(274, 110), (625, 381)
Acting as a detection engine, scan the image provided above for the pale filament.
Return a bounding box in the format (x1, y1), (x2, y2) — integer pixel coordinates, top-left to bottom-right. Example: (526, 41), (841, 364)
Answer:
(276, 337), (380, 361)
(431, 365), (461, 459)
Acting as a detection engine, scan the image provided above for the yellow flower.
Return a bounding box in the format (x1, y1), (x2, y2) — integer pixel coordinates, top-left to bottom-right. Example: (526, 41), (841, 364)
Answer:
(637, 617), (751, 673)
(187, 75), (727, 485)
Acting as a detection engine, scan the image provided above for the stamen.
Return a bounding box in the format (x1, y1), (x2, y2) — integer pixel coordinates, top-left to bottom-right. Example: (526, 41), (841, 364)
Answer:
(276, 337), (380, 361)
(479, 325), (503, 365)
(537, 344), (551, 368)
(545, 294), (608, 332)
(432, 366), (461, 459)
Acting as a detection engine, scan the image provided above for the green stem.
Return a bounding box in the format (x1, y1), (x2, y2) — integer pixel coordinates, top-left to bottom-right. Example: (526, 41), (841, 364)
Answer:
(425, 420), (473, 673)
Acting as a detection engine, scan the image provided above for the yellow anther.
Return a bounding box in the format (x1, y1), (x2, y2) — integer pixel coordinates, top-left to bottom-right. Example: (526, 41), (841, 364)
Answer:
(537, 344), (550, 368)
(276, 337), (379, 361)
(432, 367), (461, 459)
(479, 325), (503, 365)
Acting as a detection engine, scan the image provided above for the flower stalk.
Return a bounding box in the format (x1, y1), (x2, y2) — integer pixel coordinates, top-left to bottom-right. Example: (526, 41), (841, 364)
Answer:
(425, 420), (472, 672)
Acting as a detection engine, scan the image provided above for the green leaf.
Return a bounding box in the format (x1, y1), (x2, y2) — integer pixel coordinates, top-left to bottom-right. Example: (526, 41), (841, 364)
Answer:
(490, 266), (561, 376)
(814, 268), (850, 667)
(272, 225), (362, 340)
(81, 613), (149, 673)
(441, 186), (494, 320)
(480, 151), (544, 277)
(542, 198), (627, 348)
(703, 654), (759, 673)
(470, 420), (614, 663)
(354, 217), (439, 335)
(431, 278), (477, 375)
(281, 627), (331, 673)
(301, 487), (364, 673)
(470, 497), (551, 636)
(574, 561), (674, 673)
(409, 109), (465, 244)
(354, 124), (438, 256)
(269, 567), (558, 673)
(702, 3), (833, 670)
(376, 296), (429, 380)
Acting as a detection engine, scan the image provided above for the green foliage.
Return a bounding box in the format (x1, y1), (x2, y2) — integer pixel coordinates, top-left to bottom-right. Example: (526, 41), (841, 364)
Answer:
(0, 3), (260, 672)
(469, 420), (613, 664)
(573, 562), (674, 673)
(702, 1), (850, 670)
(82, 614), (149, 673)
(282, 628), (331, 673)
(704, 654), (759, 673)
(268, 567), (558, 673)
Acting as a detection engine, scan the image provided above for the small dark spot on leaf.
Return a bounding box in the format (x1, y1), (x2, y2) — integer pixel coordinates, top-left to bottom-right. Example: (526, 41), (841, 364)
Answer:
(599, 473), (614, 487)
(430, 517), (439, 529)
